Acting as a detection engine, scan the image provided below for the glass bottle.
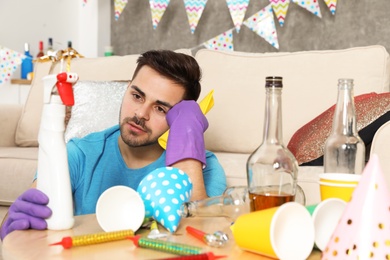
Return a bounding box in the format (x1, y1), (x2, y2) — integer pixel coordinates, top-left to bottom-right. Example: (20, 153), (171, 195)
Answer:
(180, 186), (250, 222)
(246, 76), (299, 212)
(36, 41), (44, 58)
(324, 78), (365, 174)
(46, 37), (55, 57)
(21, 43), (33, 79)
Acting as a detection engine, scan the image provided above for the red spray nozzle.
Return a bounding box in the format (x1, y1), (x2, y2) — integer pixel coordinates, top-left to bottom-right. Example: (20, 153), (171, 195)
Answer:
(56, 72), (78, 106)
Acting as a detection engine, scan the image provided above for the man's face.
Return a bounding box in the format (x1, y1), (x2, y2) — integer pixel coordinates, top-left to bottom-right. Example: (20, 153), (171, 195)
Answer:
(119, 65), (185, 147)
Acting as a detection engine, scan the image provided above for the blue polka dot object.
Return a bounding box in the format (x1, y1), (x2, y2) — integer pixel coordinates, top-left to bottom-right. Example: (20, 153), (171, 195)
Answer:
(137, 167), (193, 233)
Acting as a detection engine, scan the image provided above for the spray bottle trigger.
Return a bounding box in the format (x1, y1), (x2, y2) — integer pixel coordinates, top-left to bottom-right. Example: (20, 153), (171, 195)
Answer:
(56, 72), (78, 106)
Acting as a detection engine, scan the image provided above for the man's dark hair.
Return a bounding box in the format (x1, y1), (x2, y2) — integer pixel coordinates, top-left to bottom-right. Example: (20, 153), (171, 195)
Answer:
(132, 50), (202, 101)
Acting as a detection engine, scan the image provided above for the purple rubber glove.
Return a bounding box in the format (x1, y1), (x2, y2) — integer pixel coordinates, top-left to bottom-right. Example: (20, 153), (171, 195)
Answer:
(0, 188), (52, 241)
(166, 100), (208, 166)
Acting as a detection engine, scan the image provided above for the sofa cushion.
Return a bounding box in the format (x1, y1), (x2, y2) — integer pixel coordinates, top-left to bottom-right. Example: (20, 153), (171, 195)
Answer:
(0, 104), (23, 147)
(288, 92), (390, 165)
(64, 80), (129, 142)
(0, 147), (38, 204)
(195, 46), (390, 154)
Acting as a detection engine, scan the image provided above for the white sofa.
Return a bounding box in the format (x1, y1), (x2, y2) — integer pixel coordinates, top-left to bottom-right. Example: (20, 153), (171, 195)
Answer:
(0, 45), (389, 206)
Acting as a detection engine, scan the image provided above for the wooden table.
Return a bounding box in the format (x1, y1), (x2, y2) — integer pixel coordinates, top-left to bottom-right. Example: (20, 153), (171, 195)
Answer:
(2, 214), (322, 259)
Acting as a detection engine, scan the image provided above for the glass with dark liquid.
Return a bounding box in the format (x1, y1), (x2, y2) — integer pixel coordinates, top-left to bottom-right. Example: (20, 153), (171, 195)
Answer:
(249, 190), (294, 211)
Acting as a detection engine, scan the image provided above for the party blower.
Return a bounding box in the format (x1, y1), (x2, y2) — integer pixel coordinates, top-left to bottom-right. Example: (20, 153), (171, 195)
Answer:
(36, 72), (78, 230)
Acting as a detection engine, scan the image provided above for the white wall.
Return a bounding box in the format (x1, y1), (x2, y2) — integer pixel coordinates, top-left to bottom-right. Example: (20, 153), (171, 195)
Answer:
(0, 0), (110, 59)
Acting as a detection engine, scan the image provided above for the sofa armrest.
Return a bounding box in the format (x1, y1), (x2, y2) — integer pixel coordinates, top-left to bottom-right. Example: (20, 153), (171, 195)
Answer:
(0, 104), (23, 147)
(370, 120), (390, 189)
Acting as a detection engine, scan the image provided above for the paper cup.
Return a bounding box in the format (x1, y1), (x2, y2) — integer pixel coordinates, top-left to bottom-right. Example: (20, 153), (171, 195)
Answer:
(319, 173), (361, 185)
(231, 202), (314, 260)
(306, 198), (347, 251)
(96, 186), (145, 232)
(319, 181), (357, 202)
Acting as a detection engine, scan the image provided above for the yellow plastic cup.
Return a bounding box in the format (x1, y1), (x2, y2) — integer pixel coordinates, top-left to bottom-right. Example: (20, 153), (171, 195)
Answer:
(231, 202), (314, 259)
(319, 173), (361, 185)
(319, 181), (357, 202)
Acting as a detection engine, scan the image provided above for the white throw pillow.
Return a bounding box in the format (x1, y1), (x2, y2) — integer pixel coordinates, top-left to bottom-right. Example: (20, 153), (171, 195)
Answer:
(64, 80), (129, 142)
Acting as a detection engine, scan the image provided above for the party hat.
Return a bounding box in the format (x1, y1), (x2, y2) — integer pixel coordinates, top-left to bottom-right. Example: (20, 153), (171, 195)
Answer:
(158, 90), (214, 149)
(322, 154), (390, 259)
(137, 167), (193, 233)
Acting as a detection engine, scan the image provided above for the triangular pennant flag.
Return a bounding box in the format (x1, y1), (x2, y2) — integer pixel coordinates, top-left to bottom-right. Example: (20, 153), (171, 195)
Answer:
(324, 0), (337, 15)
(203, 29), (234, 51)
(0, 46), (24, 85)
(270, 0), (290, 27)
(292, 0), (321, 18)
(114, 0), (128, 21)
(322, 154), (390, 259)
(226, 0), (250, 33)
(243, 4), (279, 49)
(184, 0), (208, 34)
(149, 0), (171, 29)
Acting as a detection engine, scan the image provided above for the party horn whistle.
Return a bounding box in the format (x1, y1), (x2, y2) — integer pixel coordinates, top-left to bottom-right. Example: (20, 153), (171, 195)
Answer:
(156, 252), (227, 260)
(50, 229), (134, 249)
(128, 235), (204, 256)
(186, 226), (229, 248)
(158, 89), (215, 149)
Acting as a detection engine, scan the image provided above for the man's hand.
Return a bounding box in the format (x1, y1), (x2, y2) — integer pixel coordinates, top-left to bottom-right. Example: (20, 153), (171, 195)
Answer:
(0, 188), (52, 241)
(165, 100), (208, 166)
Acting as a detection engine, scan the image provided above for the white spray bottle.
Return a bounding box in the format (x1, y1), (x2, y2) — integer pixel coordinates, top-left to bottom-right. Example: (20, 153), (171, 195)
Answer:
(36, 72), (78, 230)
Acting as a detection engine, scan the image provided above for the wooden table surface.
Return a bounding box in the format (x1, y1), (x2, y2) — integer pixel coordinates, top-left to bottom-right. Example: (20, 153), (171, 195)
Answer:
(2, 214), (322, 259)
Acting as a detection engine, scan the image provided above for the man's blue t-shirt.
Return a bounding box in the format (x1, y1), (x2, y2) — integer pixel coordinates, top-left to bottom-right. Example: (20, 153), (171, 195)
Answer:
(67, 125), (227, 215)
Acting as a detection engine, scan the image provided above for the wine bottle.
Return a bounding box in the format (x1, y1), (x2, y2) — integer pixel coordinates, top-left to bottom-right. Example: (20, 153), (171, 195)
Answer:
(36, 41), (44, 58)
(46, 37), (56, 57)
(246, 76), (299, 212)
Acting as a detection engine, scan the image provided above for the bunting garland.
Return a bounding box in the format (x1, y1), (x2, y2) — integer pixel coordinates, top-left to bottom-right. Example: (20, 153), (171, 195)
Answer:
(149, 0), (171, 29)
(81, 0), (339, 51)
(270, 0), (290, 27)
(324, 0), (337, 15)
(226, 0), (250, 33)
(292, 0), (321, 18)
(114, 0), (128, 21)
(0, 46), (24, 84)
(244, 4), (279, 49)
(184, 0), (208, 34)
(203, 29), (234, 51)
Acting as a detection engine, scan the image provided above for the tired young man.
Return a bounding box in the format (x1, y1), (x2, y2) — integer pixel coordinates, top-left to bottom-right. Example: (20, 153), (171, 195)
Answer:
(0, 50), (227, 240)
